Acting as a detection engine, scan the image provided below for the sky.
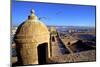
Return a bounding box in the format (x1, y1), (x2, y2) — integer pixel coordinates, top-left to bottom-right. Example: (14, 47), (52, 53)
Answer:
(12, 0), (96, 27)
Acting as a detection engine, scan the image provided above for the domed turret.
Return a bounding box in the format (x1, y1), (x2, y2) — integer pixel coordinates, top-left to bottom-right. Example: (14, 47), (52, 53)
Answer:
(14, 9), (50, 65)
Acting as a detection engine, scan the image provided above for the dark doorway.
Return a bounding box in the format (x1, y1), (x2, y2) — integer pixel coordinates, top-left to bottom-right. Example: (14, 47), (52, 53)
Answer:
(38, 43), (48, 64)
(52, 36), (55, 42)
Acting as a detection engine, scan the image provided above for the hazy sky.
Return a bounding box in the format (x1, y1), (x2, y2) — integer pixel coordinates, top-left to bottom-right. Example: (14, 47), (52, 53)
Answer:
(12, 0), (96, 27)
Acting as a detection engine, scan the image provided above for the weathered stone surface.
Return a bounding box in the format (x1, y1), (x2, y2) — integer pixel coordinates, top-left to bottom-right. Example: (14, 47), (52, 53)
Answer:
(48, 50), (96, 63)
(14, 10), (50, 65)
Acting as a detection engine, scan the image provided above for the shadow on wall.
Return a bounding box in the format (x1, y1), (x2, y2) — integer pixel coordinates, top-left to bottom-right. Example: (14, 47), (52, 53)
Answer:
(69, 40), (96, 53)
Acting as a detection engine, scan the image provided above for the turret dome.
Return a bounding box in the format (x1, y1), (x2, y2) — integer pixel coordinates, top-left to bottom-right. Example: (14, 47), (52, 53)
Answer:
(14, 9), (50, 65)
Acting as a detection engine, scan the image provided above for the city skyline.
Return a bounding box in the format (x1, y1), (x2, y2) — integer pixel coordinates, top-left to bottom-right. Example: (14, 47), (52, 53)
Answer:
(12, 0), (96, 27)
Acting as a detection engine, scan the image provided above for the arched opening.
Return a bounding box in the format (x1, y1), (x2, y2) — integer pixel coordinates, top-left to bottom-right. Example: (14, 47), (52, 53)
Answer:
(37, 43), (48, 64)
